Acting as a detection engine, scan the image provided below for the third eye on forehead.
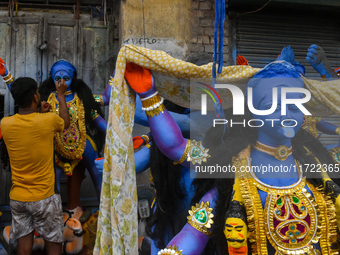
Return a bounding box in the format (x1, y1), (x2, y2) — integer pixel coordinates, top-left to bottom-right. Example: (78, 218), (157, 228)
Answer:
(54, 75), (70, 81)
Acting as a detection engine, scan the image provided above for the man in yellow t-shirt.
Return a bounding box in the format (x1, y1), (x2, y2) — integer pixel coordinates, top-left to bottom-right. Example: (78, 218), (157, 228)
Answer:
(1, 77), (70, 255)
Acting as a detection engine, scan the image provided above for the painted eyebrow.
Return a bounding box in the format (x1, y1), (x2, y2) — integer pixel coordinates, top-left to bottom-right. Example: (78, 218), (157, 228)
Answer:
(235, 226), (243, 229)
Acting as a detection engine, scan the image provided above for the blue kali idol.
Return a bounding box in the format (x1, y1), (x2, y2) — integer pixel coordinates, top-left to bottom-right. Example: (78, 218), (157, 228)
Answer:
(124, 59), (340, 254)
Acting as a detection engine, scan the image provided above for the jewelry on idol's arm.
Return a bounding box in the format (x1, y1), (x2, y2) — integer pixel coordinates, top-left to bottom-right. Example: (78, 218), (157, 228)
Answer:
(141, 134), (151, 148)
(173, 140), (191, 165)
(336, 127), (340, 135)
(3, 72), (14, 84)
(140, 91), (165, 117)
(158, 245), (183, 255)
(187, 201), (214, 237)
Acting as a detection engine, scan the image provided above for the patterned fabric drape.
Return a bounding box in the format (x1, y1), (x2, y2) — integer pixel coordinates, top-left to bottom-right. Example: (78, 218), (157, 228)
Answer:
(94, 44), (340, 255)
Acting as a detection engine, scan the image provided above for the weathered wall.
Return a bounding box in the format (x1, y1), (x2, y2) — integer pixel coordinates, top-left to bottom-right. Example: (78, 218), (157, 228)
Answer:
(120, 0), (191, 58)
(120, 0), (231, 63)
(189, 0), (231, 64)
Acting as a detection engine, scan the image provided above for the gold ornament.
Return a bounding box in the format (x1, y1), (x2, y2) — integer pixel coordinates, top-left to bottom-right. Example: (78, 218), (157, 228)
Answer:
(173, 140), (191, 165)
(301, 116), (321, 138)
(55, 154), (80, 176)
(336, 127), (340, 135)
(189, 140), (210, 165)
(173, 140), (210, 165)
(234, 158), (338, 255)
(65, 90), (73, 96)
(3, 72), (14, 84)
(253, 141), (292, 161)
(91, 109), (99, 120)
(329, 147), (340, 164)
(93, 94), (104, 106)
(48, 92), (86, 161)
(158, 245), (183, 255)
(141, 134), (151, 148)
(187, 201), (214, 237)
(141, 92), (165, 117)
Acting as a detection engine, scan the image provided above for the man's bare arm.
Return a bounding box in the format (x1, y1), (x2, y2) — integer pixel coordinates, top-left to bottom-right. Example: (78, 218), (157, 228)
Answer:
(56, 80), (70, 129)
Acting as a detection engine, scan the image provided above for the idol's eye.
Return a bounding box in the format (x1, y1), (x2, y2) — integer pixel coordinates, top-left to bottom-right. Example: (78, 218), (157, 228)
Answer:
(64, 76), (71, 81)
(55, 76), (61, 81)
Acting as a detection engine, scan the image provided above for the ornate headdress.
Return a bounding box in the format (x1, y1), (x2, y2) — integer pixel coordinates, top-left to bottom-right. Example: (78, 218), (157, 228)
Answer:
(50, 60), (76, 79)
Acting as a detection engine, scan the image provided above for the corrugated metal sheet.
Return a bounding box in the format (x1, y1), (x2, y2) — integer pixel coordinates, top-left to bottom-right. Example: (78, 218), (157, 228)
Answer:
(0, 13), (115, 205)
(234, 7), (340, 146)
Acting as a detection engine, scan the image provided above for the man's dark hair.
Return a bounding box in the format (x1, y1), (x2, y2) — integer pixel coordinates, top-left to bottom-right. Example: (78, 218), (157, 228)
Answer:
(11, 77), (38, 108)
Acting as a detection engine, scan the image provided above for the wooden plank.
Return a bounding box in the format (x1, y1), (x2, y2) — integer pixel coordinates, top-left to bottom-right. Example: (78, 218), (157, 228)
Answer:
(60, 26), (75, 63)
(93, 27), (108, 91)
(77, 20), (82, 78)
(0, 17), (9, 22)
(80, 20), (114, 92)
(36, 17), (43, 84)
(25, 23), (39, 81)
(6, 18), (13, 115)
(15, 23), (26, 77)
(46, 25), (61, 69)
(73, 20), (79, 72)
(0, 22), (7, 90)
(41, 17), (49, 82)
(12, 17), (41, 24)
(79, 27), (95, 90)
(47, 18), (76, 27)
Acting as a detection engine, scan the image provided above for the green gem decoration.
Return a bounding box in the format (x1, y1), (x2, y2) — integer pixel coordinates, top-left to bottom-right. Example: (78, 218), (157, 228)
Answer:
(188, 140), (211, 165)
(292, 197), (299, 204)
(295, 231), (300, 236)
(336, 152), (340, 162)
(276, 197), (283, 206)
(288, 232), (293, 237)
(275, 209), (281, 215)
(300, 206), (305, 211)
(290, 225), (295, 230)
(291, 239), (296, 243)
(194, 209), (207, 224)
(191, 146), (203, 159)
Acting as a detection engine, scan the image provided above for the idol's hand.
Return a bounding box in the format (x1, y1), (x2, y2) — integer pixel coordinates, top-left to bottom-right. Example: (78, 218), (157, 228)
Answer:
(133, 134), (151, 149)
(236, 55), (249, 66)
(95, 158), (104, 173)
(0, 57), (9, 76)
(306, 44), (332, 76)
(124, 62), (156, 98)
